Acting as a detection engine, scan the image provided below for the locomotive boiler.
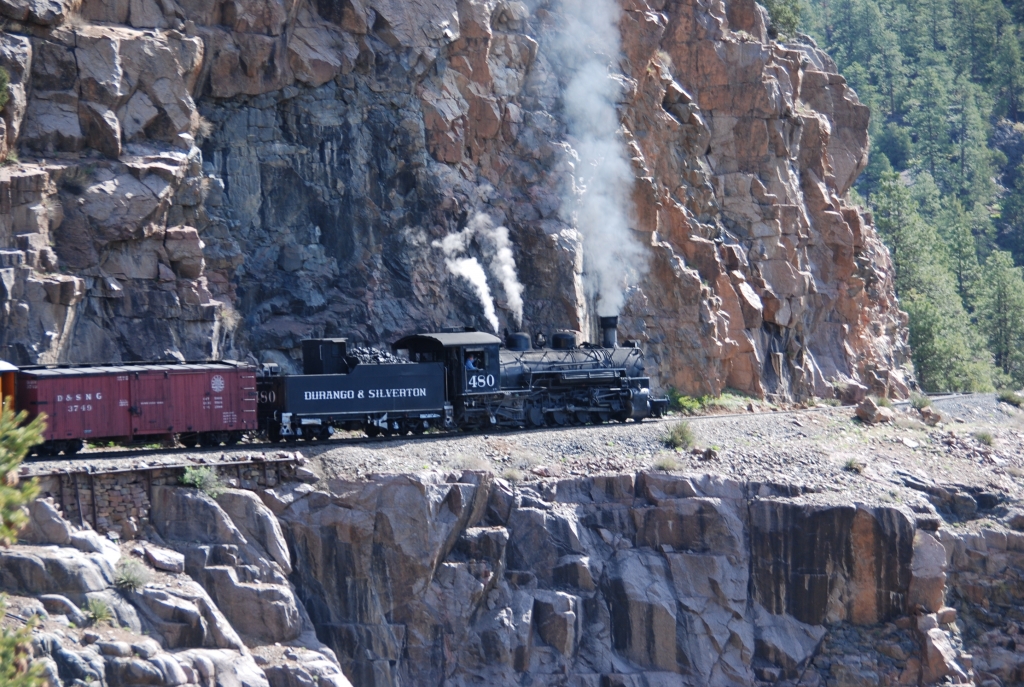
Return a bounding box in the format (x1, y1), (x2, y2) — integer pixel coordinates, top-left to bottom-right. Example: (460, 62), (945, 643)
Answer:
(258, 316), (667, 440)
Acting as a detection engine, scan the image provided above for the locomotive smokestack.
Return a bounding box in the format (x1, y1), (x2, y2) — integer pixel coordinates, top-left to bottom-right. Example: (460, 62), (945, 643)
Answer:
(600, 316), (618, 348)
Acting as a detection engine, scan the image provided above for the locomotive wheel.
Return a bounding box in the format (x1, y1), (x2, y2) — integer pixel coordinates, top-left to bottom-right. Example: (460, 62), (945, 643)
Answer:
(595, 411), (611, 424)
(575, 410), (591, 425)
(547, 410), (568, 426)
(527, 407), (544, 427)
(180, 434), (199, 449)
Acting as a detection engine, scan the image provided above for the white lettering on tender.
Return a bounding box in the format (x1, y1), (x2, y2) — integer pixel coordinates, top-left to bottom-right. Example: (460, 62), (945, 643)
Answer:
(304, 388), (428, 401)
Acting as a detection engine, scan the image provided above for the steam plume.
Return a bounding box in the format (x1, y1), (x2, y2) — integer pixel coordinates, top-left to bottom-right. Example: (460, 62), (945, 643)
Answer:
(470, 214), (524, 328)
(550, 0), (645, 316)
(434, 213), (524, 331)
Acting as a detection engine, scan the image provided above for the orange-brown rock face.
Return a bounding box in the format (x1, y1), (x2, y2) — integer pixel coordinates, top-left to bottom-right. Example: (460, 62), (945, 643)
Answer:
(0, 0), (909, 399)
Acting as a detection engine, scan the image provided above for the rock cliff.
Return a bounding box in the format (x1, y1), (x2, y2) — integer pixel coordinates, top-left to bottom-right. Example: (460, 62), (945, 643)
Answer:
(10, 468), (1023, 686)
(0, 0), (910, 399)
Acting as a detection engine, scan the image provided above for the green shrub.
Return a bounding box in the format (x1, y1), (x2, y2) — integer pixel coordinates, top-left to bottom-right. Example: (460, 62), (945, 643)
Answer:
(0, 67), (9, 111)
(998, 389), (1024, 407)
(843, 458), (866, 474)
(180, 466), (224, 497)
(668, 389), (709, 415)
(114, 560), (151, 592)
(876, 396), (893, 408)
(910, 392), (932, 410)
(974, 430), (994, 446)
(663, 421), (695, 450)
(86, 599), (112, 626)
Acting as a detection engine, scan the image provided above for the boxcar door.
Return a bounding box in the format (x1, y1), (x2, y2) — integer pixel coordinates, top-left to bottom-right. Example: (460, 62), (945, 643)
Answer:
(130, 370), (174, 437)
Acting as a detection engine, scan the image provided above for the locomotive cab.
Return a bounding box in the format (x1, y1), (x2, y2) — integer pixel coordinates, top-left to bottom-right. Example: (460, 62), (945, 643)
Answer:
(0, 360), (16, 410)
(393, 331), (502, 397)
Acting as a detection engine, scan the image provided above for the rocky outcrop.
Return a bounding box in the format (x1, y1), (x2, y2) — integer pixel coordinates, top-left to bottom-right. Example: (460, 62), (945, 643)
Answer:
(10, 469), (1023, 686)
(272, 470), (962, 686)
(1, 484), (351, 687)
(0, 0), (908, 399)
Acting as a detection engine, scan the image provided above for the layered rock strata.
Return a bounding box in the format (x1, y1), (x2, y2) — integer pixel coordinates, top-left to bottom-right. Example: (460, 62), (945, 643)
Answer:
(9, 469), (1021, 686)
(0, 0), (909, 399)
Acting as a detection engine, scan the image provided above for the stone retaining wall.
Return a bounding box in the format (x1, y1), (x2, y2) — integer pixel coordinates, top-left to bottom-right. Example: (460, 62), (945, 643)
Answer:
(31, 454), (304, 539)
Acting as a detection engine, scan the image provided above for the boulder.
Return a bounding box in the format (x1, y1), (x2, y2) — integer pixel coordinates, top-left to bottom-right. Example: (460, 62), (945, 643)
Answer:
(18, 499), (73, 546)
(261, 649), (354, 687)
(144, 544), (185, 574)
(215, 489), (292, 573)
(907, 530), (947, 613)
(856, 398), (894, 425)
(532, 590), (579, 656)
(39, 594), (87, 626)
(150, 486), (247, 547)
(0, 0), (71, 24)
(0, 546), (114, 600)
(753, 604), (826, 678)
(258, 483), (315, 515)
(922, 628), (968, 684)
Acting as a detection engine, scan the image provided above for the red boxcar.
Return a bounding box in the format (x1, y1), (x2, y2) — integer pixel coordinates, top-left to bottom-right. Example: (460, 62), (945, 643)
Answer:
(15, 361), (257, 455)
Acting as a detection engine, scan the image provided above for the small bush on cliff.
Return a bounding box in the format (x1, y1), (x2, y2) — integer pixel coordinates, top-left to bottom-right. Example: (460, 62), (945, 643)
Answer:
(663, 421), (695, 450)
(910, 392), (932, 410)
(875, 396), (893, 408)
(115, 559), (151, 592)
(180, 466), (224, 497)
(86, 599), (112, 626)
(0, 67), (9, 111)
(0, 402), (45, 687)
(668, 389), (710, 415)
(974, 430), (994, 446)
(998, 389), (1024, 407)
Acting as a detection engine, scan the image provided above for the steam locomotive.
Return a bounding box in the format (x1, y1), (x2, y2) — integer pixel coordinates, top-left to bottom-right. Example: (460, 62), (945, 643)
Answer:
(258, 316), (668, 440)
(1, 317), (666, 455)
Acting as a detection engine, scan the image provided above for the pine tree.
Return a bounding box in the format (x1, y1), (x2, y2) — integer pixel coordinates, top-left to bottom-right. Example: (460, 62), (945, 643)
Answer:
(977, 251), (1024, 384)
(0, 402), (45, 687)
(939, 198), (981, 309)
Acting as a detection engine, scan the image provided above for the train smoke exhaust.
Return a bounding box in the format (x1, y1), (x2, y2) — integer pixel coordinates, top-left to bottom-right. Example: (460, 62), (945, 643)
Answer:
(434, 213), (525, 331)
(470, 214), (524, 328)
(550, 0), (644, 317)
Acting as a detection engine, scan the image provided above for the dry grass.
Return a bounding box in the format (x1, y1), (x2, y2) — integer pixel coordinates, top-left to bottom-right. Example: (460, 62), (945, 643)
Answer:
(653, 454), (679, 471)
(843, 457), (866, 474)
(663, 421), (695, 450)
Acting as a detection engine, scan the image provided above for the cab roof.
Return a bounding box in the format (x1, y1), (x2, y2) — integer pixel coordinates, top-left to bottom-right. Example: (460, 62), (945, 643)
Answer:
(393, 332), (502, 350)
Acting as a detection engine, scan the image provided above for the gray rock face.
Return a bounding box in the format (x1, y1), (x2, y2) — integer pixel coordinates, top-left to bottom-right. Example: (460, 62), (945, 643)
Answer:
(0, 0), (909, 402)
(277, 471), (920, 686)
(149, 485), (308, 646)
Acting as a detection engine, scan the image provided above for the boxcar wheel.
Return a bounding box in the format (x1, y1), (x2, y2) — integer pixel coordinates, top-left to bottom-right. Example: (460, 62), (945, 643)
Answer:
(64, 440), (83, 456)
(364, 425), (381, 438)
(180, 434), (198, 449)
(200, 433), (221, 448)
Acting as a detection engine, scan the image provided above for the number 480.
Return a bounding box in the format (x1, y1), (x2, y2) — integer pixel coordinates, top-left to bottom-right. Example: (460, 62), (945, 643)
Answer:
(468, 374), (495, 388)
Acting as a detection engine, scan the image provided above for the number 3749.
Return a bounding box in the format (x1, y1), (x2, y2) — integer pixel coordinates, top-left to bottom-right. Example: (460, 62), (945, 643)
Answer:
(467, 374), (495, 389)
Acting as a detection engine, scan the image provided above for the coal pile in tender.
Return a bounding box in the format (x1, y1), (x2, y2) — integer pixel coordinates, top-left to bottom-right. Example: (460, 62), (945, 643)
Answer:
(349, 347), (412, 365)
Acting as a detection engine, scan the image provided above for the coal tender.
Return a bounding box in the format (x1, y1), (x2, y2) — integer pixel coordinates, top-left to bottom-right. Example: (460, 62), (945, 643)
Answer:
(257, 318), (667, 440)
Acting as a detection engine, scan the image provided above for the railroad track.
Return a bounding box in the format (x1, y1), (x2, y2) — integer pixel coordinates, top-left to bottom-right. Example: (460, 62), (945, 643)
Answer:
(22, 392), (977, 473)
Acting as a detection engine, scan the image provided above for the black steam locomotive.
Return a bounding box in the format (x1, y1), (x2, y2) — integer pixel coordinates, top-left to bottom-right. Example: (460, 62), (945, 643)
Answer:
(256, 316), (668, 440)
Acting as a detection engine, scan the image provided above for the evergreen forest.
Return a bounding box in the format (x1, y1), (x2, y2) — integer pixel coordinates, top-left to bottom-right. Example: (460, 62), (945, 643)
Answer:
(767, 0), (1024, 391)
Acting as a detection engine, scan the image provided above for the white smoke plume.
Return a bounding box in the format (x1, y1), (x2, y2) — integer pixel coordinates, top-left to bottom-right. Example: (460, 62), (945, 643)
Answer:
(549, 0), (645, 316)
(433, 213), (525, 332)
(469, 214), (525, 328)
